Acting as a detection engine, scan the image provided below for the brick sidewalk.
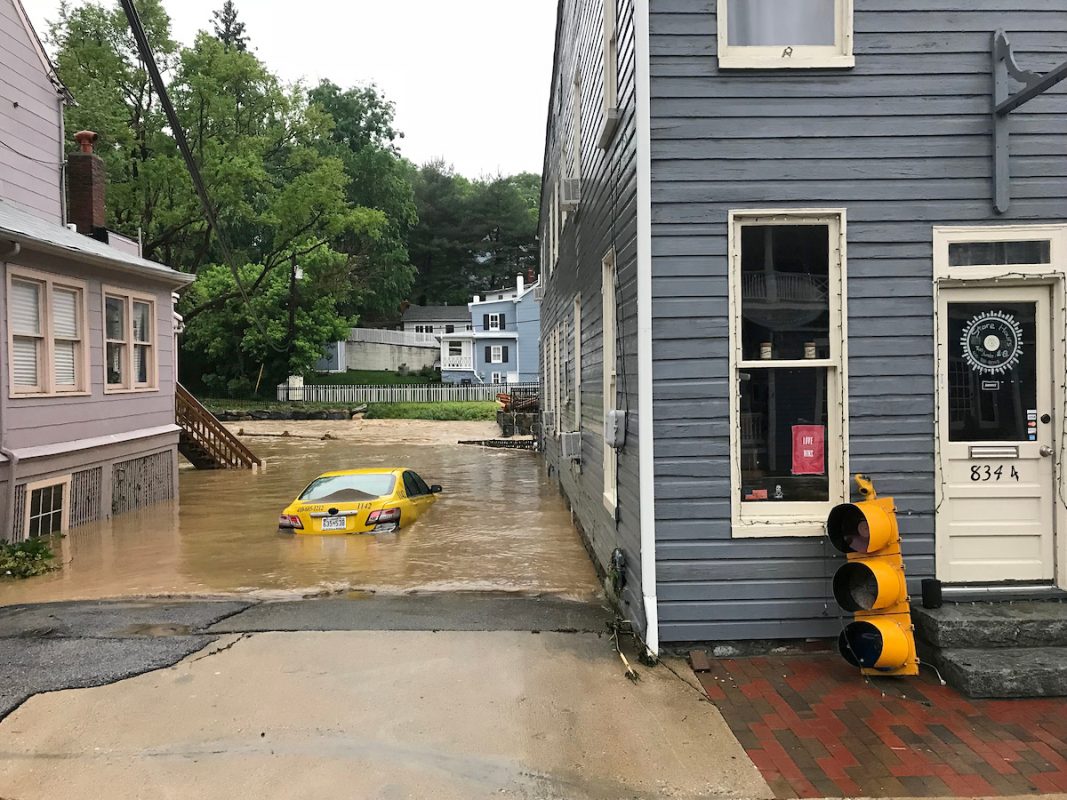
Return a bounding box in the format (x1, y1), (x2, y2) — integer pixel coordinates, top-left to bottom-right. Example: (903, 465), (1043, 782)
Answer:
(693, 652), (1067, 798)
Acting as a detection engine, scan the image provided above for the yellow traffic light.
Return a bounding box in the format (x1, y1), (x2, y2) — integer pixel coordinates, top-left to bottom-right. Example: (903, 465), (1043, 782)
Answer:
(827, 475), (918, 677)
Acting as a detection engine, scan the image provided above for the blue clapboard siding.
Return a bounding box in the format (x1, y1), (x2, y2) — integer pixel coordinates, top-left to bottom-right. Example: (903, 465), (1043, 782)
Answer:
(649, 1), (1067, 642)
(539, 0), (646, 629)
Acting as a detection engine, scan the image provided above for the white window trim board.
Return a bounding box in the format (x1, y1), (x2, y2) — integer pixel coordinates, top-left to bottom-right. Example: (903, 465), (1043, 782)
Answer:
(726, 208), (851, 539)
(716, 0), (855, 70)
(6, 266), (90, 399)
(573, 294), (582, 429)
(601, 249), (619, 513)
(932, 223), (1067, 282)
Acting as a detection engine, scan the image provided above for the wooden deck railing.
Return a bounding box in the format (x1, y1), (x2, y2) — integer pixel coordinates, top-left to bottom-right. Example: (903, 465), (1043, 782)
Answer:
(176, 383), (261, 470)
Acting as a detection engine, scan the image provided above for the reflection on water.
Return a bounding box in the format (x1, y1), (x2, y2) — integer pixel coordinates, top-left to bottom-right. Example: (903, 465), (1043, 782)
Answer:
(0, 435), (600, 605)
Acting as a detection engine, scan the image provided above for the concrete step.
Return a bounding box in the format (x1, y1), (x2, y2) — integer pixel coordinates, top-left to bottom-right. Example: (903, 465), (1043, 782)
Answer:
(920, 644), (1067, 698)
(912, 600), (1067, 649)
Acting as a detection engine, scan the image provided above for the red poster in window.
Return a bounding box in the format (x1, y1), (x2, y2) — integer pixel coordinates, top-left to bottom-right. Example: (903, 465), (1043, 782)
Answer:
(792, 425), (825, 475)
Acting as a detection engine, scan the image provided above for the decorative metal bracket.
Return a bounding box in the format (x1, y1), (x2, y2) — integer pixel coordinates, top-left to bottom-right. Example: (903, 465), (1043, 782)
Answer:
(992, 31), (1067, 214)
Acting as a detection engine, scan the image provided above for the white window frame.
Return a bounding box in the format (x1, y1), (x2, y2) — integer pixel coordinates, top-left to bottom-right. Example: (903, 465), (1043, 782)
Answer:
(569, 70), (582, 186)
(553, 323), (562, 436)
(490, 345), (504, 364)
(717, 0), (855, 70)
(6, 267), (90, 398)
(932, 223), (1067, 282)
(488, 313), (502, 332)
(728, 209), (850, 538)
(551, 181), (559, 272)
(573, 294), (582, 429)
(491, 371), (504, 384)
(603, 0), (619, 114)
(23, 474), (72, 538)
(103, 287), (159, 394)
(602, 249), (618, 513)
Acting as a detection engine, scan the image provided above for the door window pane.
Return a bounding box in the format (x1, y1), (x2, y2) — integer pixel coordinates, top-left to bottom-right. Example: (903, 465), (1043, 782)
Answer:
(949, 240), (1051, 268)
(728, 0), (836, 46)
(740, 367), (828, 502)
(948, 303), (1036, 442)
(741, 225), (830, 360)
(105, 296), (125, 340)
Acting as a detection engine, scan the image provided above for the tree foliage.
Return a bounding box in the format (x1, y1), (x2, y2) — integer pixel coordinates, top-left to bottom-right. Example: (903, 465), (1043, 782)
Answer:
(211, 0), (248, 51)
(48, 0), (539, 396)
(408, 164), (539, 306)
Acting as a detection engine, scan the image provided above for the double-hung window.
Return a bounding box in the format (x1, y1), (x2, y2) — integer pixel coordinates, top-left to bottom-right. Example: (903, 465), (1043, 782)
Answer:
(7, 268), (87, 397)
(489, 345), (504, 364)
(104, 289), (157, 392)
(729, 211), (848, 537)
(599, 0), (620, 148)
(488, 313), (502, 331)
(717, 0), (854, 69)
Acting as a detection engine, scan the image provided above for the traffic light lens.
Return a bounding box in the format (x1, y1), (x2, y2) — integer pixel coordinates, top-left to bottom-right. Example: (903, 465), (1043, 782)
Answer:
(833, 560), (906, 612)
(827, 504), (868, 553)
(839, 621), (882, 668)
(833, 562), (877, 611)
(839, 619), (912, 671)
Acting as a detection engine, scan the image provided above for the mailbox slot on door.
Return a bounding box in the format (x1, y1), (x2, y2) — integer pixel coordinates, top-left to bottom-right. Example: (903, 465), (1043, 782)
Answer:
(968, 446), (1019, 459)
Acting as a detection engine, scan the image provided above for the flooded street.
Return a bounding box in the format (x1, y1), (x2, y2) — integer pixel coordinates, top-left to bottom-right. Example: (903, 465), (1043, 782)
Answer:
(0, 421), (599, 605)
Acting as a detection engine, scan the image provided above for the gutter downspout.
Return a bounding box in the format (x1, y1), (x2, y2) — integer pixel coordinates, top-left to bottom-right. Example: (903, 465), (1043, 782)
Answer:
(0, 242), (21, 541)
(634, 0), (659, 656)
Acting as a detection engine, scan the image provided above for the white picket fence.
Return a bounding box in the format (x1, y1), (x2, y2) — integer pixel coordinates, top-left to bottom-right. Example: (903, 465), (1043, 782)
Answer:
(276, 382), (539, 404)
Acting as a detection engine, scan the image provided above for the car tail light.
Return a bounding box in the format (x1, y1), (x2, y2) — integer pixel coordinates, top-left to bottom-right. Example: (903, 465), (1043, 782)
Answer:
(278, 514), (303, 529)
(367, 507), (400, 524)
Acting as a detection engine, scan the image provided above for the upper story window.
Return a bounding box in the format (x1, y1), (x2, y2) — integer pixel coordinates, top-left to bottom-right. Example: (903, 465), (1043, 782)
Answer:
(104, 288), (157, 393)
(718, 0), (854, 70)
(7, 268), (88, 397)
(599, 0), (621, 148)
(487, 313), (504, 331)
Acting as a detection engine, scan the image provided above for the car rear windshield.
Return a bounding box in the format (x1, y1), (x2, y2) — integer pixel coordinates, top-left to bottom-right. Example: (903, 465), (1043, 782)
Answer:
(299, 474), (396, 502)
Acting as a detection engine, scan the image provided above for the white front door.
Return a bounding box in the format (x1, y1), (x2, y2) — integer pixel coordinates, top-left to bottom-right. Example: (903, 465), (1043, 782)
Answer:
(936, 285), (1056, 583)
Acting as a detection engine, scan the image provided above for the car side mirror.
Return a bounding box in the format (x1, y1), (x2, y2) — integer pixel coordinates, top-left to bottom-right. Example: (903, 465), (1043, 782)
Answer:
(430, 485), (443, 494)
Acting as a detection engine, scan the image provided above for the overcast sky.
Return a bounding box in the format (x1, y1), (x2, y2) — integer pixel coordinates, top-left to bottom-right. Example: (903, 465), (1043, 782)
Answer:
(21, 0), (557, 178)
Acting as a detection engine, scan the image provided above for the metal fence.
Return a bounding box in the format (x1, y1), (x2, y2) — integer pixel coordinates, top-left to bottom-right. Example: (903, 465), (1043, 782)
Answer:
(276, 382), (540, 404)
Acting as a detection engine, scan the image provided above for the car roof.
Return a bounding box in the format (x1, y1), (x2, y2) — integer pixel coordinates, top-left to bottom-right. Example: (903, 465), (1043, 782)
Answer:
(315, 468), (410, 478)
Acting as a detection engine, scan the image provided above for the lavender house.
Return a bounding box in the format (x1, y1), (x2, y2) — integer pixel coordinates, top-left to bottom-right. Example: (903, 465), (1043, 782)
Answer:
(0, 0), (193, 540)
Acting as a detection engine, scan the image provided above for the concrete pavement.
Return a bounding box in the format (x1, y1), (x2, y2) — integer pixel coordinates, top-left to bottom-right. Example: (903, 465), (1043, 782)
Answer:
(0, 628), (772, 799)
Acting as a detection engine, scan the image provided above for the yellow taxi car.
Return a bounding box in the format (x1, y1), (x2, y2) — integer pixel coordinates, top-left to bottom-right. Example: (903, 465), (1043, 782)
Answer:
(278, 468), (441, 535)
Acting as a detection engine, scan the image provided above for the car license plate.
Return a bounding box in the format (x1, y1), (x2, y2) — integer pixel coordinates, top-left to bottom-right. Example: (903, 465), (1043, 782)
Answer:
(321, 516), (347, 531)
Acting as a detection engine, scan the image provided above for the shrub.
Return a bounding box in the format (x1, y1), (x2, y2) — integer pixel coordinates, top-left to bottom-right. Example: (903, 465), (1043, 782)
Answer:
(0, 538), (58, 579)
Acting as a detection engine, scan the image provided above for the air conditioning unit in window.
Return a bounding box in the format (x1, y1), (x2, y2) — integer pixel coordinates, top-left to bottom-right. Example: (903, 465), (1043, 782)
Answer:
(561, 431), (582, 462)
(560, 177), (582, 211)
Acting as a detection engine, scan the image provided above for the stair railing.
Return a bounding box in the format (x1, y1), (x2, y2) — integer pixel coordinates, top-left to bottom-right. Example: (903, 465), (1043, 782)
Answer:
(175, 383), (261, 469)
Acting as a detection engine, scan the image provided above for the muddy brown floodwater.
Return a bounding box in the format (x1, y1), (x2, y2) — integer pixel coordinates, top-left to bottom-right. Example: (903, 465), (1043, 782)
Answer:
(0, 420), (601, 605)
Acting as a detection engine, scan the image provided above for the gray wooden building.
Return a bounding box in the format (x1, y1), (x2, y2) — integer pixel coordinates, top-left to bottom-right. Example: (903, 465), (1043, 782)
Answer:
(539, 0), (1067, 653)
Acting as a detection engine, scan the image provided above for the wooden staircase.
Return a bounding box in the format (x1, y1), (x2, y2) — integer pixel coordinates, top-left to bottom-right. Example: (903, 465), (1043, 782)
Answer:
(176, 383), (261, 470)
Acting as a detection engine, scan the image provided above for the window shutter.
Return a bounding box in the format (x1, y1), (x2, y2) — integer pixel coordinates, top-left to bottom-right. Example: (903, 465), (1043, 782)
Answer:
(500, 313), (506, 329)
(484, 346), (491, 362)
(502, 346), (509, 362)
(53, 288), (79, 338)
(10, 281), (40, 335)
(12, 339), (38, 387)
(483, 314), (490, 331)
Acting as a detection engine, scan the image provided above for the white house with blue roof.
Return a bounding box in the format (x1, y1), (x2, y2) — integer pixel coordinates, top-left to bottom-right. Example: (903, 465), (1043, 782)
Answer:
(440, 273), (541, 385)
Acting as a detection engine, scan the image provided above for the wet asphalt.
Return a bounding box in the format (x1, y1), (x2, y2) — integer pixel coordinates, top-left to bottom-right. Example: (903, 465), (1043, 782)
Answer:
(0, 594), (613, 719)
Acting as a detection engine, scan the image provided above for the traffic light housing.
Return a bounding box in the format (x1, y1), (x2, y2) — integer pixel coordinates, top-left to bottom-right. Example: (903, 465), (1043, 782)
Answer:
(827, 475), (918, 677)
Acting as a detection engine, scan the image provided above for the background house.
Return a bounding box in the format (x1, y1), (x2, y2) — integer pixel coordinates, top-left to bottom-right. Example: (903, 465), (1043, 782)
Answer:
(539, 0), (1067, 657)
(400, 304), (471, 335)
(440, 273), (541, 385)
(0, 0), (192, 540)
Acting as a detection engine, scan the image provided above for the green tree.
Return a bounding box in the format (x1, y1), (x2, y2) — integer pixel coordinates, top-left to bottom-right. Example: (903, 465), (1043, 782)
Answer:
(407, 164), (539, 305)
(211, 0), (248, 51)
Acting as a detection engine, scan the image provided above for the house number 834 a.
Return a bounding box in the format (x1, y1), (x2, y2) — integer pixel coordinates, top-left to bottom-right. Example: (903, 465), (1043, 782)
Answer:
(970, 464), (1020, 482)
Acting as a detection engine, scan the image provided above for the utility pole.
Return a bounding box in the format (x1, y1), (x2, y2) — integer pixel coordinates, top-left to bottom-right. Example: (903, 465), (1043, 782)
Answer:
(286, 254), (298, 399)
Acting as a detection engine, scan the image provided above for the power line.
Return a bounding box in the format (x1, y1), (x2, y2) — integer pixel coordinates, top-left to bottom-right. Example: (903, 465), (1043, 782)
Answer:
(117, 0), (286, 353)
(0, 137), (61, 166)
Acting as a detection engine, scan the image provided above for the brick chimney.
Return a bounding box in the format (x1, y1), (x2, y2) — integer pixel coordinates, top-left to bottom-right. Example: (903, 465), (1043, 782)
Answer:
(67, 131), (108, 241)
